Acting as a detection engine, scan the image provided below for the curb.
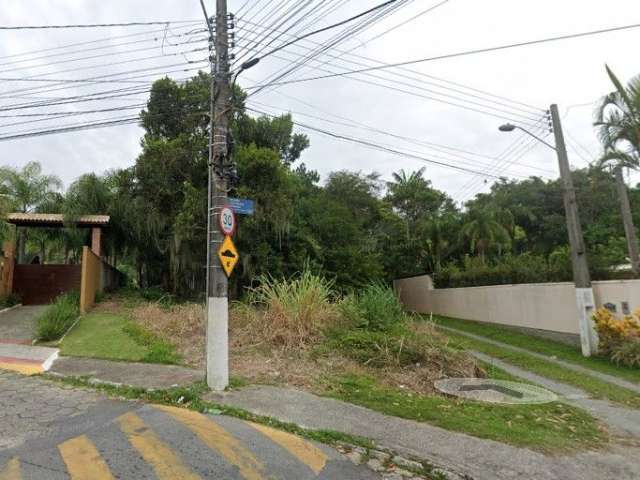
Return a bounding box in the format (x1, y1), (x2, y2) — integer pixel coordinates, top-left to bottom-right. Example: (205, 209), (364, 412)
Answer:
(0, 303), (23, 315)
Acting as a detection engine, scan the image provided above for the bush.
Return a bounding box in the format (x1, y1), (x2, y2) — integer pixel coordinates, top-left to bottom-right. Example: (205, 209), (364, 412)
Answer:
(593, 308), (640, 367)
(233, 268), (338, 349)
(325, 322), (479, 377)
(0, 293), (21, 308)
(36, 291), (80, 341)
(433, 254), (572, 288)
(339, 283), (406, 332)
(611, 340), (640, 368)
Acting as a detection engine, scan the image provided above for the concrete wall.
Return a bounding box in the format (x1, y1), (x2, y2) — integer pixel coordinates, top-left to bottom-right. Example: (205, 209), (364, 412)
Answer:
(80, 246), (101, 314)
(394, 275), (640, 336)
(100, 258), (125, 293)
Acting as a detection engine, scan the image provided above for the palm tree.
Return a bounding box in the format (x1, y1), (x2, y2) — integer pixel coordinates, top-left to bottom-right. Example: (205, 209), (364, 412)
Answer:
(0, 162), (62, 262)
(595, 66), (640, 276)
(461, 208), (511, 263)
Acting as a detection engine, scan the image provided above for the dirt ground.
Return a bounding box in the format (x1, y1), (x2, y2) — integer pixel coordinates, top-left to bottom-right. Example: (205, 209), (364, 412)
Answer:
(95, 296), (477, 396)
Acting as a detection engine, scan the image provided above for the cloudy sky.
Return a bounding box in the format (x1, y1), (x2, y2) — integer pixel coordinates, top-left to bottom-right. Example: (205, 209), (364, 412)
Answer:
(1, 0), (639, 204)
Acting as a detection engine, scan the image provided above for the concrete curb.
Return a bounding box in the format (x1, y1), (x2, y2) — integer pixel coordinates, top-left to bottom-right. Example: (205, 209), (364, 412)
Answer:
(0, 303), (23, 316)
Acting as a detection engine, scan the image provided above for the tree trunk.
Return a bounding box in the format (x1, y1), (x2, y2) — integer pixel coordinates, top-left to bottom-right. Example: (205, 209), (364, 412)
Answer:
(615, 166), (640, 277)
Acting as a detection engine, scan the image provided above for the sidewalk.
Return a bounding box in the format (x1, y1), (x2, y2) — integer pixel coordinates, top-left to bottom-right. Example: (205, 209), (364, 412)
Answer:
(205, 385), (640, 480)
(49, 356), (203, 390)
(438, 325), (640, 393)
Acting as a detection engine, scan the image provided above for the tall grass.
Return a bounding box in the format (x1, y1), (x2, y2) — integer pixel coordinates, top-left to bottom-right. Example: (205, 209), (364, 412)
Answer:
(339, 283), (406, 332)
(233, 269), (338, 349)
(36, 291), (80, 341)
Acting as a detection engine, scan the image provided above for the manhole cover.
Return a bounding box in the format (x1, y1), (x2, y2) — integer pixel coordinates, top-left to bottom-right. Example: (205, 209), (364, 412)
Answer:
(434, 378), (558, 404)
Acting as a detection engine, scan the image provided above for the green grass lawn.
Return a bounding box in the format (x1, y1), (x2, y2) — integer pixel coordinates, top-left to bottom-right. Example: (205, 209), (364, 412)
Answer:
(321, 374), (607, 453)
(433, 315), (640, 384)
(60, 312), (180, 364)
(440, 327), (640, 409)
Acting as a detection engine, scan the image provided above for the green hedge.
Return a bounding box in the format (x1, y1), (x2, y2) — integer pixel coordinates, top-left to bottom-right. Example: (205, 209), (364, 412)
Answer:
(433, 254), (572, 288)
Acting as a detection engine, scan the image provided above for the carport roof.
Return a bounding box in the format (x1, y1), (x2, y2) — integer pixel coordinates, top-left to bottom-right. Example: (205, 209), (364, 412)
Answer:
(6, 213), (110, 228)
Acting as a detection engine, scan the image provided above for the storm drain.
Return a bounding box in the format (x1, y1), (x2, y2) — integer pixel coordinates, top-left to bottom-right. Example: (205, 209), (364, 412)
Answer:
(434, 378), (558, 404)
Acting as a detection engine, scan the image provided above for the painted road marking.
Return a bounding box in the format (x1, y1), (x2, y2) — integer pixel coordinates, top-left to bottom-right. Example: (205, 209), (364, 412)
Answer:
(0, 357), (42, 375)
(117, 412), (201, 480)
(247, 422), (328, 475)
(0, 457), (20, 480)
(156, 405), (266, 480)
(58, 435), (114, 480)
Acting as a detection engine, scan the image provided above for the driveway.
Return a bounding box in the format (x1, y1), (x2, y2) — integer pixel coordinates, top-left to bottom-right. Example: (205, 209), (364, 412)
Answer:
(0, 306), (47, 344)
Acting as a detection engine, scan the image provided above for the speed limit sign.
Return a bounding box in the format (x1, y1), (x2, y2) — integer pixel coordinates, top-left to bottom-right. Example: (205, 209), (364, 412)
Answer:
(219, 206), (236, 236)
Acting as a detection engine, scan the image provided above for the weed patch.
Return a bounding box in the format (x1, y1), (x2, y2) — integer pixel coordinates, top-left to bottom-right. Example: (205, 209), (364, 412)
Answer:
(36, 291), (80, 341)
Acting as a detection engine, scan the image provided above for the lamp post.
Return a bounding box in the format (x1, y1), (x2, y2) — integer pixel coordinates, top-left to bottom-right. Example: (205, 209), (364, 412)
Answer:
(499, 104), (598, 356)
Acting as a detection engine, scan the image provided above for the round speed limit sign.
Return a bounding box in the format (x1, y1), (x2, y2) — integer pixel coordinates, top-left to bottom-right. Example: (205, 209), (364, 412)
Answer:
(219, 206), (236, 236)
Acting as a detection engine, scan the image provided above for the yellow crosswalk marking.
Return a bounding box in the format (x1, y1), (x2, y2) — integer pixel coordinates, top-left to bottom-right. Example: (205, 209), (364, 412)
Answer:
(246, 422), (328, 475)
(117, 412), (201, 480)
(58, 435), (114, 480)
(0, 457), (21, 480)
(155, 405), (266, 480)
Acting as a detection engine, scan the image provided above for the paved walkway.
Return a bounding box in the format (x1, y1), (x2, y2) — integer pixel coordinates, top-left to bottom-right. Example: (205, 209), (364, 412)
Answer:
(206, 385), (640, 480)
(470, 350), (640, 438)
(0, 371), (378, 479)
(50, 356), (203, 390)
(438, 325), (640, 393)
(0, 305), (46, 344)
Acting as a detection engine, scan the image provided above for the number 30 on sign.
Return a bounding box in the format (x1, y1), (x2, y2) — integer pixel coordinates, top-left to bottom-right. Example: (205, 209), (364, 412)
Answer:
(219, 206), (236, 236)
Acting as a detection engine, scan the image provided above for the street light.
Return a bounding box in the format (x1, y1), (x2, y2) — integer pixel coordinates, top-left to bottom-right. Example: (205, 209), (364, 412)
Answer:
(498, 106), (598, 357)
(498, 123), (556, 151)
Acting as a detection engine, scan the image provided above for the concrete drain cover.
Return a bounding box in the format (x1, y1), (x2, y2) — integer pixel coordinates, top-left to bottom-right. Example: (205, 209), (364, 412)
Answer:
(434, 378), (558, 404)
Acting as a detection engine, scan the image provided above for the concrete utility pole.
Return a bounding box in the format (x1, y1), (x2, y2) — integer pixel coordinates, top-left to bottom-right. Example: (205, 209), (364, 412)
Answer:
(201, 0), (231, 390)
(549, 104), (598, 356)
(614, 165), (640, 277)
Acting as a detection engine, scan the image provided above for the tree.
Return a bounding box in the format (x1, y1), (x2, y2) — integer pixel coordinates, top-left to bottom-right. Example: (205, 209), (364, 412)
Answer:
(460, 208), (511, 263)
(0, 161), (62, 262)
(595, 65), (640, 275)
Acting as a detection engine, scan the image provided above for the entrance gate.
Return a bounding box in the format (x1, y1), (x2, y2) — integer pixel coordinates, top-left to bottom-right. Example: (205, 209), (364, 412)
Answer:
(13, 264), (81, 305)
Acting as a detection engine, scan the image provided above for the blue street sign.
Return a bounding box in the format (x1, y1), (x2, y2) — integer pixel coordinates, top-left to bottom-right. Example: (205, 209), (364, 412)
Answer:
(228, 197), (255, 215)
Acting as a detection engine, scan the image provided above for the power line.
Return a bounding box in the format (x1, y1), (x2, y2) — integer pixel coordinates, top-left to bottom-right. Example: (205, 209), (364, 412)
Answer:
(247, 106), (507, 179)
(362, 0), (449, 44)
(0, 20), (200, 30)
(242, 0), (400, 67)
(234, 17), (543, 114)
(248, 97), (555, 176)
(244, 21), (640, 90)
(249, 0), (413, 97)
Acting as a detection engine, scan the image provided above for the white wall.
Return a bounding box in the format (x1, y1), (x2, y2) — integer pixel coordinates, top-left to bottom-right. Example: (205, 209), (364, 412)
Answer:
(394, 276), (640, 335)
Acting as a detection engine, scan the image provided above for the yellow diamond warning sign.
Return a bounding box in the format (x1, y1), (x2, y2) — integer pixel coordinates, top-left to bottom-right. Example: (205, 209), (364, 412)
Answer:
(217, 235), (239, 277)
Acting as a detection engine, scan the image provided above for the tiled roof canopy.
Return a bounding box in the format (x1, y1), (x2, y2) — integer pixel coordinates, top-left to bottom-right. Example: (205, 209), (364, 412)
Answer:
(6, 213), (110, 228)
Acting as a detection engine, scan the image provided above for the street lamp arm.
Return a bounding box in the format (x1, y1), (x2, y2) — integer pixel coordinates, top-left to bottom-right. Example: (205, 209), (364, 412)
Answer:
(514, 125), (556, 151)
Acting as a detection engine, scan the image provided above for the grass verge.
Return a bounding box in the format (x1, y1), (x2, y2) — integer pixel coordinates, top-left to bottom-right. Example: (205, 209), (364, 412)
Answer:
(36, 292), (80, 341)
(441, 328), (640, 409)
(59, 312), (180, 364)
(321, 374), (607, 453)
(433, 315), (640, 384)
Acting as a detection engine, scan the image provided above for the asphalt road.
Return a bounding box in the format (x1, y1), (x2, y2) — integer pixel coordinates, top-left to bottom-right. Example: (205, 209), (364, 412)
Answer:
(0, 371), (379, 479)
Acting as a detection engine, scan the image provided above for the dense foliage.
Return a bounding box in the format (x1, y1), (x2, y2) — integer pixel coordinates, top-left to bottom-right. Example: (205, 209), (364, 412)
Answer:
(3, 70), (640, 295)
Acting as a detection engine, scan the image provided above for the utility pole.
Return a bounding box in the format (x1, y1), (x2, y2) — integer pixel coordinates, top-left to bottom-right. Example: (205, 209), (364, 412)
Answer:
(201, 0), (231, 390)
(614, 165), (640, 277)
(549, 104), (598, 356)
